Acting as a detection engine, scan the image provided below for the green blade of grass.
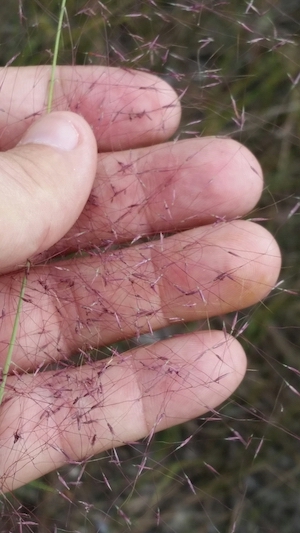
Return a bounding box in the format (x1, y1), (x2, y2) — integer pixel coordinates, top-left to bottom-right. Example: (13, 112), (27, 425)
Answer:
(47, 0), (67, 113)
(0, 262), (29, 405)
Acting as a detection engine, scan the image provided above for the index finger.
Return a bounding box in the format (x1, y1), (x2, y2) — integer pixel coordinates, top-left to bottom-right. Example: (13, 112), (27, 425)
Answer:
(0, 66), (181, 151)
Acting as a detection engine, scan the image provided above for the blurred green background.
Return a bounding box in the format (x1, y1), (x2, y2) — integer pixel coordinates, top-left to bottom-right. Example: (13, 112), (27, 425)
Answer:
(1, 1), (300, 532)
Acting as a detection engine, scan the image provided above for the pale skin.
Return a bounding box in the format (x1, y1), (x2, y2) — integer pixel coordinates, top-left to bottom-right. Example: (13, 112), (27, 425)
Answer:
(0, 66), (281, 493)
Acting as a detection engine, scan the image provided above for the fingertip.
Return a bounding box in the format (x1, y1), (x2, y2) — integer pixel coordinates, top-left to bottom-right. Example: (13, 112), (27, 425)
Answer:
(79, 68), (182, 150)
(232, 220), (282, 302)
(232, 138), (264, 209)
(191, 330), (247, 405)
(135, 331), (247, 432)
(151, 75), (182, 141)
(209, 137), (264, 217)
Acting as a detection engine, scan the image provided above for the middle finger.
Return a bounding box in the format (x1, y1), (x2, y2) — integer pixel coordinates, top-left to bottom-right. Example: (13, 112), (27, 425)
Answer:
(43, 137), (263, 258)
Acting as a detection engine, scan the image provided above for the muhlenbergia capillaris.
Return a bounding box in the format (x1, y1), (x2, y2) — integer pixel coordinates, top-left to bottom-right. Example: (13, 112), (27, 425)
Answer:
(1, 2), (300, 532)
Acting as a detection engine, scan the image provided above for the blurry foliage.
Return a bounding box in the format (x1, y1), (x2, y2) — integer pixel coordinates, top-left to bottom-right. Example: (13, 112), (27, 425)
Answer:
(1, 1), (300, 532)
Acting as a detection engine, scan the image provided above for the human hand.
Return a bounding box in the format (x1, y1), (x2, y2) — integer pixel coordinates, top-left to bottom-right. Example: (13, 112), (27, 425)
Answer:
(0, 66), (281, 493)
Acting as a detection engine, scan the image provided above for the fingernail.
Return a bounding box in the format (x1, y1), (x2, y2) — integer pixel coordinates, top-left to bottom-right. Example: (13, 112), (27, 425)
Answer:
(19, 113), (80, 151)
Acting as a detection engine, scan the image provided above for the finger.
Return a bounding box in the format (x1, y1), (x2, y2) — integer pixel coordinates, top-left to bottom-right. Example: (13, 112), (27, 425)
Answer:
(0, 111), (97, 272)
(43, 137), (264, 257)
(0, 330), (247, 492)
(0, 66), (180, 151)
(0, 221), (281, 370)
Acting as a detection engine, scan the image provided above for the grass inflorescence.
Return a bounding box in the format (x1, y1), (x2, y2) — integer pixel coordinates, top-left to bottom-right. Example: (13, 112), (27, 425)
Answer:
(0, 1), (300, 532)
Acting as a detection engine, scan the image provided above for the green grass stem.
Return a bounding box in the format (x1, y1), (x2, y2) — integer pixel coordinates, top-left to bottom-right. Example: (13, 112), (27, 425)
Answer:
(47, 0), (67, 113)
(0, 262), (29, 405)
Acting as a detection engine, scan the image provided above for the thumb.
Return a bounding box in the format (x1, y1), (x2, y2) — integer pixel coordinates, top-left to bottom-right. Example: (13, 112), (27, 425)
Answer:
(0, 111), (97, 272)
